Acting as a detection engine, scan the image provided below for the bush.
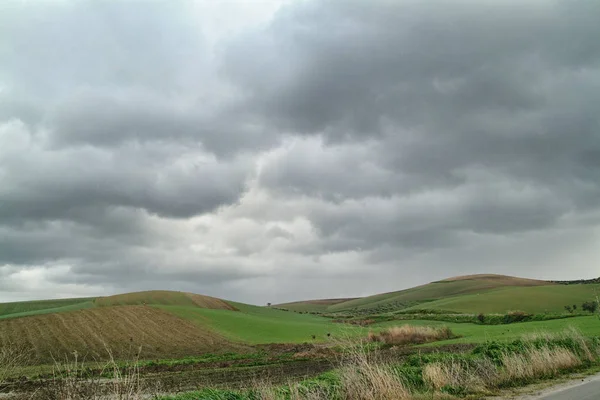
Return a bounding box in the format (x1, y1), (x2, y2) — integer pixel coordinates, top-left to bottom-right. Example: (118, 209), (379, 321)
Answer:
(582, 301), (599, 313)
(503, 310), (532, 324)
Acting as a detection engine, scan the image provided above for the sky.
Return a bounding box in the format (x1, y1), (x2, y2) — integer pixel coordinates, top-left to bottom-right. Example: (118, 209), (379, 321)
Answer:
(1, 0), (599, 305)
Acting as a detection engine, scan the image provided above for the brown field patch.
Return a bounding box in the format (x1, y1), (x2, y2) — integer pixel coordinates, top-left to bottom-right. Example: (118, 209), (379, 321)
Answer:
(94, 290), (236, 311)
(0, 305), (246, 364)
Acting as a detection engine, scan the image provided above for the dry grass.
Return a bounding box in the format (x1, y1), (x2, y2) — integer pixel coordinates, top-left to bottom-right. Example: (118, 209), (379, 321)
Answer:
(336, 339), (412, 400)
(0, 343), (31, 383)
(523, 327), (595, 362)
(368, 325), (454, 345)
(423, 346), (583, 395)
(33, 346), (149, 400)
(339, 362), (410, 400)
(423, 359), (497, 394)
(500, 347), (581, 382)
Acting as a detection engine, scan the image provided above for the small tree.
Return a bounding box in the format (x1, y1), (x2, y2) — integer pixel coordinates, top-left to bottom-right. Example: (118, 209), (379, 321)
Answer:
(267, 302), (271, 307)
(582, 301), (599, 314)
(573, 304), (577, 311)
(564, 305), (573, 313)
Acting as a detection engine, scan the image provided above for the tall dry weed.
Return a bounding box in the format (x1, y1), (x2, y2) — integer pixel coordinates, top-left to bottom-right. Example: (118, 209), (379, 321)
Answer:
(337, 340), (411, 400)
(423, 359), (496, 394)
(0, 343), (31, 383)
(500, 346), (581, 383)
(368, 325), (454, 345)
(33, 346), (147, 400)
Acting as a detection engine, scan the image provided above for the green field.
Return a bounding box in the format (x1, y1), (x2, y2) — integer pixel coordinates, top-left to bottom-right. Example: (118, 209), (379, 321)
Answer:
(280, 274), (554, 314)
(0, 297), (94, 319)
(373, 315), (600, 344)
(159, 302), (361, 344)
(404, 284), (600, 314)
(275, 275), (600, 315)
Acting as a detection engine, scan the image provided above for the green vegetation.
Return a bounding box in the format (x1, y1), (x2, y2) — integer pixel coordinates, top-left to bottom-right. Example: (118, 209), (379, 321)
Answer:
(404, 284), (600, 314)
(158, 328), (600, 400)
(283, 274), (552, 314)
(373, 315), (600, 344)
(158, 302), (361, 344)
(0, 297), (94, 319)
(2, 274), (600, 399)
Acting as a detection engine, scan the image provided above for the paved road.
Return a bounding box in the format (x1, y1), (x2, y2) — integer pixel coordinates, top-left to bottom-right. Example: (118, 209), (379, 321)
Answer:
(536, 375), (600, 399)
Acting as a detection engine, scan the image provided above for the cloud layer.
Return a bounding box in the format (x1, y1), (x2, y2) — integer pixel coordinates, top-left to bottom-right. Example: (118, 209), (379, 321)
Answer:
(1, 0), (599, 303)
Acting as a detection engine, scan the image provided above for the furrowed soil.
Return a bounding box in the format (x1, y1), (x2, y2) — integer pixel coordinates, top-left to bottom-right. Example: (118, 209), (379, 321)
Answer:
(0, 305), (247, 364)
(94, 290), (237, 311)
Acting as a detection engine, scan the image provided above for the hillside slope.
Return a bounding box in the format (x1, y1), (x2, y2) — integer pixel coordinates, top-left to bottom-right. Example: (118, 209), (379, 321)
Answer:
(0, 290), (238, 321)
(284, 274), (553, 314)
(0, 305), (247, 364)
(0, 298), (95, 320)
(404, 283), (600, 314)
(94, 290), (237, 310)
(275, 298), (359, 313)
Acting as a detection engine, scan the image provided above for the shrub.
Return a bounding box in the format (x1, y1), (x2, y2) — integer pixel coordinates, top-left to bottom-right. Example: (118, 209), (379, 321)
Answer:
(564, 305), (573, 314)
(582, 301), (599, 313)
(368, 325), (454, 345)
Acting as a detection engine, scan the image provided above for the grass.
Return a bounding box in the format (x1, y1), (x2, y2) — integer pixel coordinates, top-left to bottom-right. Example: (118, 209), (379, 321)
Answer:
(158, 302), (362, 344)
(372, 316), (600, 344)
(0, 298), (95, 319)
(0, 290), (238, 321)
(404, 284), (600, 314)
(158, 328), (600, 400)
(274, 299), (358, 313)
(325, 275), (552, 313)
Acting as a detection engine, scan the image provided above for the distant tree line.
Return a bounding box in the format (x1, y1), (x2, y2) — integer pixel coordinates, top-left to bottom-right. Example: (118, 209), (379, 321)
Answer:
(551, 277), (600, 285)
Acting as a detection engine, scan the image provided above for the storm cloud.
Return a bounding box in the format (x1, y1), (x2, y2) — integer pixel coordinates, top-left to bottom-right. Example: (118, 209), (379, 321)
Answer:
(1, 0), (599, 304)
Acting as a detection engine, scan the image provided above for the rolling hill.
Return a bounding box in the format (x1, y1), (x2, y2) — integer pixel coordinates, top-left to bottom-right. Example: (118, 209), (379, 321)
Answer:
(403, 283), (600, 314)
(275, 298), (359, 313)
(0, 305), (247, 364)
(0, 290), (357, 363)
(276, 274), (555, 314)
(1, 274), (598, 364)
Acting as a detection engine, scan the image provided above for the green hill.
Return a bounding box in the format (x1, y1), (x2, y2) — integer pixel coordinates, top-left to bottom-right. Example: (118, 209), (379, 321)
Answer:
(0, 297), (95, 320)
(282, 274), (553, 314)
(404, 283), (600, 314)
(275, 298), (359, 313)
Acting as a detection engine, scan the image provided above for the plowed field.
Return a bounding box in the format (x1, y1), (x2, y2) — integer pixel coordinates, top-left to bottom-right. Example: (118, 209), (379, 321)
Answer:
(0, 305), (245, 364)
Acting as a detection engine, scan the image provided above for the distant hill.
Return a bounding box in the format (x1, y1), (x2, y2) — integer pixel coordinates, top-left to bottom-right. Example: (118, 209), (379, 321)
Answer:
(94, 290), (238, 310)
(402, 283), (600, 314)
(277, 274), (555, 314)
(275, 298), (359, 312)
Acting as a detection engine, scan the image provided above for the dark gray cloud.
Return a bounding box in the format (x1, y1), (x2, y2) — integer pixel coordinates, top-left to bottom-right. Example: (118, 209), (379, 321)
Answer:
(0, 0), (599, 304)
